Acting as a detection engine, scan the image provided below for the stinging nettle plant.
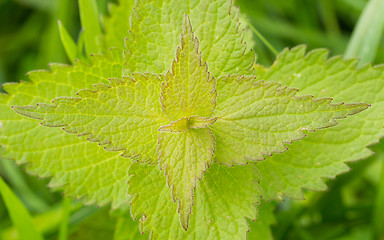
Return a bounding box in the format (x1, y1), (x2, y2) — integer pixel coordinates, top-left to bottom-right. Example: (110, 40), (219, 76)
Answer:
(1, 0), (384, 239)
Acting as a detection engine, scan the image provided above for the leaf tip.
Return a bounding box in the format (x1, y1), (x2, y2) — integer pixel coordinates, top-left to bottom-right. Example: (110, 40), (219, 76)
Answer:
(182, 14), (193, 35)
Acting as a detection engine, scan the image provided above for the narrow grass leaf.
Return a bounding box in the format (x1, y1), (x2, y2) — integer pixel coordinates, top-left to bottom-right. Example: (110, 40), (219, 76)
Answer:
(373, 148), (384, 239)
(0, 159), (49, 213)
(242, 17), (278, 56)
(76, 29), (88, 62)
(0, 177), (44, 240)
(78, 0), (103, 55)
(58, 21), (77, 63)
(345, 0), (384, 64)
(58, 198), (72, 240)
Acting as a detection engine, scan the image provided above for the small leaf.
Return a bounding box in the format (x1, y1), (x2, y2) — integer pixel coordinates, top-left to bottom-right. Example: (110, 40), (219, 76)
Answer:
(156, 15), (218, 228)
(161, 15), (216, 121)
(157, 128), (215, 229)
(211, 75), (368, 166)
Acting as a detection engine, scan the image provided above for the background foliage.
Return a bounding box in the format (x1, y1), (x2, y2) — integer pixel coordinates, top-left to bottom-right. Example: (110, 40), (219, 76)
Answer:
(0, 0), (383, 239)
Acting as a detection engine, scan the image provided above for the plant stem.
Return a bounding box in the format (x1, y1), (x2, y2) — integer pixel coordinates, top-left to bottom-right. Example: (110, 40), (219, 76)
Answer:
(243, 17), (278, 56)
(374, 155), (384, 240)
(58, 198), (72, 240)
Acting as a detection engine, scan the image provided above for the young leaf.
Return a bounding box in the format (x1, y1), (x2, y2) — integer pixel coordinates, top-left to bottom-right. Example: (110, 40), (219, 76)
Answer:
(160, 16), (216, 121)
(254, 46), (384, 200)
(0, 49), (130, 208)
(156, 18), (217, 227)
(211, 75), (368, 166)
(13, 74), (168, 164)
(124, 0), (255, 76)
(159, 117), (217, 133)
(128, 162), (261, 239)
(157, 128), (215, 229)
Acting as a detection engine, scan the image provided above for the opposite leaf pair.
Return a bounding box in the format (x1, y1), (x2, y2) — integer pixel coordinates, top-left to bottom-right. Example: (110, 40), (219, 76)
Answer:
(13, 15), (368, 230)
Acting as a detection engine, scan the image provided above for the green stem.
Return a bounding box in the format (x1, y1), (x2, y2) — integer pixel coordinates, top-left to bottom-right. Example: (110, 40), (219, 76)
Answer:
(243, 17), (278, 56)
(318, 0), (341, 35)
(374, 157), (384, 240)
(58, 198), (72, 240)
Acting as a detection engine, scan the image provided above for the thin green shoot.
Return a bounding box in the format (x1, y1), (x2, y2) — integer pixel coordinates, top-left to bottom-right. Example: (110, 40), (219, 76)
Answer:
(58, 198), (72, 240)
(345, 0), (384, 64)
(78, 0), (104, 55)
(374, 152), (384, 240)
(243, 17), (278, 56)
(58, 21), (78, 64)
(0, 177), (44, 240)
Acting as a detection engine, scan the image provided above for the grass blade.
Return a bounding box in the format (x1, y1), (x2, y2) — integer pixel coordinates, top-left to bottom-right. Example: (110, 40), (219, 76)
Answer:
(58, 20), (77, 64)
(58, 198), (72, 240)
(0, 177), (44, 240)
(374, 148), (384, 240)
(78, 0), (103, 55)
(345, 0), (384, 64)
(0, 159), (49, 213)
(243, 17), (278, 56)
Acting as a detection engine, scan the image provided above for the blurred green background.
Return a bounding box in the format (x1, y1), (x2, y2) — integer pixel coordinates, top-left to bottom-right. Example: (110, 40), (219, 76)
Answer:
(0, 0), (383, 239)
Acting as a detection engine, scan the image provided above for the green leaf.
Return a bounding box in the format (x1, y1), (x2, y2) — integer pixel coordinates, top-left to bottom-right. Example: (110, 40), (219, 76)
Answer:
(247, 201), (276, 240)
(128, 162), (261, 239)
(254, 46), (384, 200)
(58, 198), (71, 240)
(76, 29), (86, 62)
(345, 0), (384, 64)
(160, 15), (216, 121)
(0, 49), (130, 208)
(158, 128), (215, 229)
(211, 75), (368, 166)
(0, 177), (44, 240)
(124, 0), (255, 76)
(13, 74), (168, 165)
(69, 207), (146, 240)
(1, 0), (258, 223)
(112, 208), (149, 240)
(58, 20), (78, 63)
(78, 0), (104, 55)
(103, 0), (135, 49)
(156, 19), (217, 226)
